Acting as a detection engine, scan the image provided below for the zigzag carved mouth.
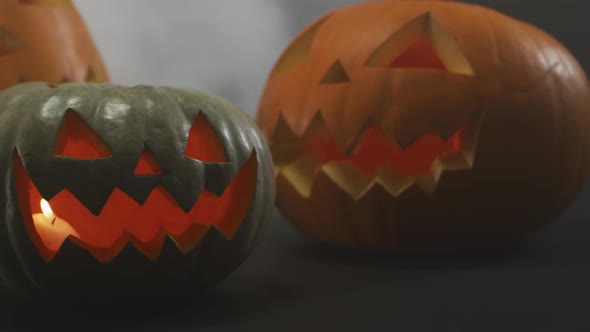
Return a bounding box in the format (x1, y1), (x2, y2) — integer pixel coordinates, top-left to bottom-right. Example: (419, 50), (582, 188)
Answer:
(272, 113), (479, 198)
(13, 151), (258, 263)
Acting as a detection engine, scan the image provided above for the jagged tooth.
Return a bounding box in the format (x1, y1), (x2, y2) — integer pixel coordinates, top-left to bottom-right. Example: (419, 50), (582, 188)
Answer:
(391, 130), (423, 151)
(305, 110), (331, 135)
(105, 237), (158, 264)
(43, 234), (76, 262)
(204, 162), (236, 196)
(274, 107), (483, 199)
(50, 218), (213, 263)
(86, 236), (129, 264)
(436, 153), (471, 171)
(457, 119), (481, 165)
(18, 158), (66, 201)
(413, 176), (436, 195)
(321, 163), (416, 200)
(321, 162), (373, 199)
(271, 106), (482, 163)
(128, 232), (167, 262)
(86, 231), (167, 264)
(57, 227), (206, 264)
(167, 224), (211, 254)
(65, 182), (116, 216)
(278, 157), (320, 198)
(433, 123), (459, 141)
(282, 158), (444, 200)
(160, 233), (187, 257)
(53, 234), (128, 264)
(413, 163), (444, 195)
(205, 225), (233, 245)
(160, 174), (205, 214)
(117, 175), (160, 205)
(268, 112), (307, 166)
(432, 109), (483, 142)
(271, 111), (381, 163)
(341, 116), (380, 154)
(373, 167), (415, 197)
(399, 139), (417, 151)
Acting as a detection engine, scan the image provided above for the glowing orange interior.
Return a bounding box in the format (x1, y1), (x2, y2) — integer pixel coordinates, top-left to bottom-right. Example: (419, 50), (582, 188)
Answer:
(390, 38), (446, 70)
(14, 113), (258, 262)
(55, 111), (111, 158)
(308, 126), (471, 175)
(134, 148), (162, 175)
(306, 36), (470, 174)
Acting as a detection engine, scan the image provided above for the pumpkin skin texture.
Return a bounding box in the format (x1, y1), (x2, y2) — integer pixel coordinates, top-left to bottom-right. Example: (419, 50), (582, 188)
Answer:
(0, 82), (275, 298)
(0, 0), (109, 89)
(257, 0), (590, 253)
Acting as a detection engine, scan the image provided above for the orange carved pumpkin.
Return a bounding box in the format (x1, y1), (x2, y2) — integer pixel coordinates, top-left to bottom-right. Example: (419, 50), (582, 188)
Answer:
(257, 0), (590, 252)
(0, 0), (109, 89)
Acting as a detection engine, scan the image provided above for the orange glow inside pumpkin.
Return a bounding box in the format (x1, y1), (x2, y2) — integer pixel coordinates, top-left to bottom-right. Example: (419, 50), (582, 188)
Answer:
(389, 38), (446, 70)
(14, 113), (258, 262)
(134, 148), (163, 175)
(55, 111), (112, 158)
(304, 28), (475, 174)
(308, 125), (472, 175)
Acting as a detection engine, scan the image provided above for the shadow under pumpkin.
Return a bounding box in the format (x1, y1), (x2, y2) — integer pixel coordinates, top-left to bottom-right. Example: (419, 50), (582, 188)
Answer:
(13, 110), (258, 263)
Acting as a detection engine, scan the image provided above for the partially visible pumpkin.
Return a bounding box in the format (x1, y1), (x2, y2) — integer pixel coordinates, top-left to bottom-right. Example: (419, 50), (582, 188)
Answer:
(257, 0), (590, 252)
(0, 82), (274, 298)
(0, 0), (109, 89)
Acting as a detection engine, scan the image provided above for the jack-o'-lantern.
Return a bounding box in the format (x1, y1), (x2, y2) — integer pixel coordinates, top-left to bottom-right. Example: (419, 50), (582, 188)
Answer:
(0, 82), (274, 297)
(257, 0), (590, 252)
(0, 0), (109, 89)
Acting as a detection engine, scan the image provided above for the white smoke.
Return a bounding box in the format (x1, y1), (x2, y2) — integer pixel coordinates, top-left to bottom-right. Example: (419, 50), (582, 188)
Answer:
(73, 0), (291, 117)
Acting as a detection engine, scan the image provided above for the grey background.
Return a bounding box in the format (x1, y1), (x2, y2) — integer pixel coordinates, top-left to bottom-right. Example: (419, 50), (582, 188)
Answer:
(73, 0), (590, 119)
(2, 1), (589, 331)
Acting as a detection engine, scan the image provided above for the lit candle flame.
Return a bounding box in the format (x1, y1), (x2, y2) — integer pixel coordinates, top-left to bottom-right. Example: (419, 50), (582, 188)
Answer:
(40, 199), (56, 224)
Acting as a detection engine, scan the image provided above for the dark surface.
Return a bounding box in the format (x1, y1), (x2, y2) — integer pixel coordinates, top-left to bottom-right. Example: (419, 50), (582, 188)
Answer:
(0, 0), (589, 331)
(1, 186), (590, 331)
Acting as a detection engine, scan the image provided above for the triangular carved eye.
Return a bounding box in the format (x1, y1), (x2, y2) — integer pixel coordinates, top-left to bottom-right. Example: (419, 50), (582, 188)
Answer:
(389, 39), (446, 70)
(365, 12), (474, 76)
(135, 144), (162, 175)
(269, 14), (332, 78)
(55, 110), (111, 159)
(320, 59), (350, 84)
(184, 113), (226, 162)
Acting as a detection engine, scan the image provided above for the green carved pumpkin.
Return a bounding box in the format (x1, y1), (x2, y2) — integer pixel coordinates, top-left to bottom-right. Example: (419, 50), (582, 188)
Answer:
(0, 82), (275, 298)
